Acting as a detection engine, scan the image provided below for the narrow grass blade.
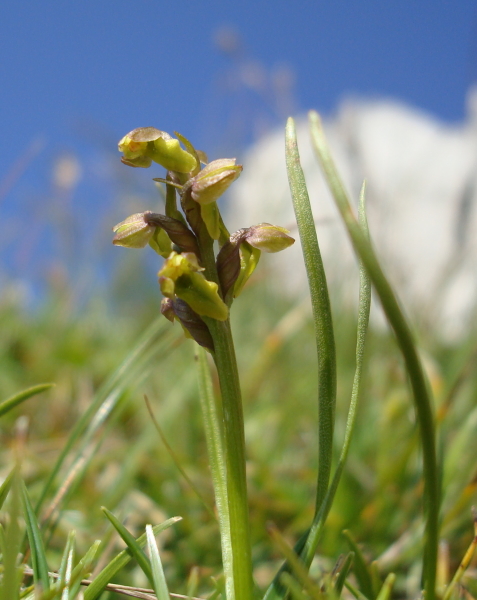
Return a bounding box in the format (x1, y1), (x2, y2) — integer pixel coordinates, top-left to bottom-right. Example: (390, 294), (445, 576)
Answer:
(265, 148), (371, 600)
(83, 517), (180, 600)
(146, 525), (170, 600)
(22, 480), (50, 591)
(299, 182), (372, 569)
(285, 117), (336, 514)
(56, 531), (76, 598)
(342, 530), (374, 600)
(309, 110), (439, 600)
(101, 507), (153, 585)
(1, 470), (24, 600)
(268, 524), (322, 600)
(442, 510), (477, 600)
(333, 552), (354, 597)
(67, 540), (101, 598)
(375, 574), (396, 600)
(0, 468), (14, 510)
(35, 317), (172, 515)
(279, 573), (310, 600)
(196, 347), (233, 599)
(145, 393), (216, 520)
(0, 383), (55, 418)
(345, 580), (372, 600)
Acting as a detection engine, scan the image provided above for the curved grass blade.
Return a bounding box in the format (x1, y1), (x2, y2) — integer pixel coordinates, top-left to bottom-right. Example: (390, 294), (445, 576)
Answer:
(35, 317), (174, 515)
(442, 510), (477, 600)
(268, 524), (322, 600)
(265, 145), (371, 600)
(333, 552), (354, 598)
(309, 110), (439, 600)
(342, 530), (374, 600)
(0, 468), (14, 511)
(144, 393), (216, 520)
(298, 183), (372, 571)
(101, 507), (152, 585)
(375, 574), (396, 600)
(146, 525), (170, 600)
(285, 117), (336, 515)
(1, 470), (24, 600)
(0, 383), (55, 418)
(83, 518), (180, 600)
(22, 480), (50, 592)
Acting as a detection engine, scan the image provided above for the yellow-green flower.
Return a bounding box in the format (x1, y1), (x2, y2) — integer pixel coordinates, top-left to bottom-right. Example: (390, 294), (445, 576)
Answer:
(118, 127), (197, 173)
(112, 213), (155, 248)
(190, 158), (242, 205)
(159, 252), (228, 321)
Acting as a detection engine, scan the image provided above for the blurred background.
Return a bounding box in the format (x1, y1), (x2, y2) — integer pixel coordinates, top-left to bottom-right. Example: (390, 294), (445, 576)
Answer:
(2, 2), (477, 596)
(2, 1), (477, 307)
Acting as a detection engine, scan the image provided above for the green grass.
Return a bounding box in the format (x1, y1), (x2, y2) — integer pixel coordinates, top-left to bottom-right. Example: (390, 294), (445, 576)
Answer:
(1, 273), (476, 598)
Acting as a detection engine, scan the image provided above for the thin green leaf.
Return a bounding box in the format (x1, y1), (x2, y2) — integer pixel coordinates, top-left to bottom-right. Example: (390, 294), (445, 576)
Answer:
(345, 580), (372, 600)
(279, 573), (309, 600)
(333, 552), (354, 597)
(146, 525), (170, 600)
(35, 317), (172, 516)
(145, 394), (216, 520)
(285, 116), (336, 515)
(67, 540), (101, 598)
(0, 468), (14, 511)
(309, 109), (439, 600)
(101, 507), (153, 585)
(21, 481), (50, 592)
(83, 517), (180, 600)
(268, 524), (322, 600)
(196, 347), (233, 599)
(342, 531), (374, 600)
(0, 383), (55, 418)
(298, 183), (372, 569)
(0, 470), (24, 600)
(57, 531), (76, 599)
(375, 574), (396, 600)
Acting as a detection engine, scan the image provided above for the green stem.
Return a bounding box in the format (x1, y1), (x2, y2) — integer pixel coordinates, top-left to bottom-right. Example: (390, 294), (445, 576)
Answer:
(200, 236), (253, 600)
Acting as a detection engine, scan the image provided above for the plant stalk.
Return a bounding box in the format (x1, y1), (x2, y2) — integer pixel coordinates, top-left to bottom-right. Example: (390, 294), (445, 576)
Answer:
(200, 234), (253, 600)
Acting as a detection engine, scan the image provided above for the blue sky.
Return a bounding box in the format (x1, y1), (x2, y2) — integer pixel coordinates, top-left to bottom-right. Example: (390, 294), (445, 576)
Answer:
(1, 1), (476, 299)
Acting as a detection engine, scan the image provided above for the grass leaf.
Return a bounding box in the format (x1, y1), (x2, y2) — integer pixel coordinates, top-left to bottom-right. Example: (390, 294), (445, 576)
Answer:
(0, 383), (55, 418)
(83, 517), (180, 600)
(22, 480), (50, 592)
(146, 524), (170, 600)
(101, 507), (153, 585)
(309, 109), (439, 600)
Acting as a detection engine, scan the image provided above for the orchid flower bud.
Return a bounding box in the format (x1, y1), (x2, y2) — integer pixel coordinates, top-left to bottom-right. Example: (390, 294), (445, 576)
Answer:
(112, 213), (156, 248)
(246, 223), (295, 253)
(159, 252), (228, 321)
(161, 298), (214, 351)
(190, 159), (242, 205)
(118, 127), (198, 173)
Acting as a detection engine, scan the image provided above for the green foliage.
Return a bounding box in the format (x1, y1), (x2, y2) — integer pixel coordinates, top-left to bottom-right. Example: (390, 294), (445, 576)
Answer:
(1, 114), (477, 600)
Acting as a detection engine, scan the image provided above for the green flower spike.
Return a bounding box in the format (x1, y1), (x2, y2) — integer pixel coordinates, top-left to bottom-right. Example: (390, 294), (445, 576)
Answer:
(118, 127), (198, 173)
(112, 213), (156, 248)
(159, 252), (228, 321)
